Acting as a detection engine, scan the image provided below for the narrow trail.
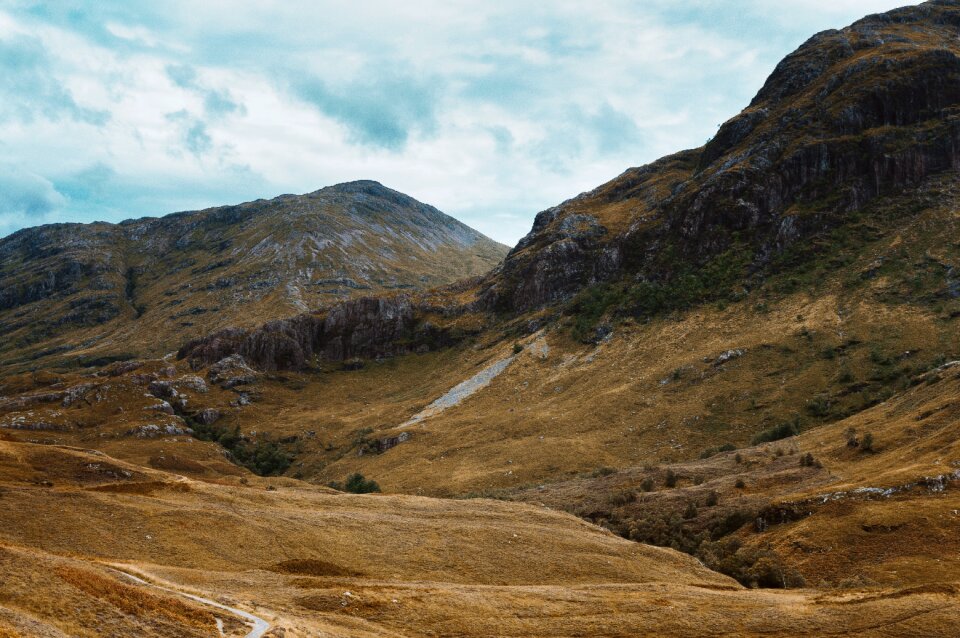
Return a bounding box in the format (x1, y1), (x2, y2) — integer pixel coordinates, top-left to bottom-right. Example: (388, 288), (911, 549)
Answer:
(113, 569), (270, 638)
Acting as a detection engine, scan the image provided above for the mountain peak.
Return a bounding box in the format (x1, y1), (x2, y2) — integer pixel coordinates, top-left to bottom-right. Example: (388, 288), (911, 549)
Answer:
(0, 184), (507, 371)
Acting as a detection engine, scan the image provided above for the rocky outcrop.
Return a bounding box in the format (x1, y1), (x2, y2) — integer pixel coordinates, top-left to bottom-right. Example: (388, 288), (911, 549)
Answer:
(178, 294), (470, 371)
(358, 431), (411, 456)
(483, 1), (960, 310)
(194, 408), (221, 425)
(207, 354), (260, 388)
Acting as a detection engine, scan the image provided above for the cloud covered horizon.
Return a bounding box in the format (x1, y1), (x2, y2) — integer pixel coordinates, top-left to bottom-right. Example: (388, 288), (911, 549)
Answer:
(0, 0), (909, 245)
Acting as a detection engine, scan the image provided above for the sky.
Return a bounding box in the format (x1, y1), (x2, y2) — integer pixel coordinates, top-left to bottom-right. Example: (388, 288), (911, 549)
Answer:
(0, 0), (911, 246)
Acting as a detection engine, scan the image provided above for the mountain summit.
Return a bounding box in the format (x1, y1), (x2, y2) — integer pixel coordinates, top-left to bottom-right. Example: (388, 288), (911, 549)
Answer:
(0, 181), (507, 371)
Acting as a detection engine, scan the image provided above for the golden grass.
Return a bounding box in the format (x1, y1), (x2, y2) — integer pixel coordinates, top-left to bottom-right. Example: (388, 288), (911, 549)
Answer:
(55, 565), (215, 629)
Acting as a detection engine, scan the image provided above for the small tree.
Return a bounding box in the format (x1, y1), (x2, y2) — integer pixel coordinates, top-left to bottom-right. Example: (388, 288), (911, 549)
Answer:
(683, 501), (698, 519)
(705, 490), (719, 507)
(861, 432), (874, 452)
(640, 477), (654, 492)
(665, 469), (678, 488)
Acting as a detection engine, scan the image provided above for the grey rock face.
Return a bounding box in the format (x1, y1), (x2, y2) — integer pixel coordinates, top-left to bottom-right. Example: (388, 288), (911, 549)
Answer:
(207, 354), (260, 388)
(195, 408), (221, 425)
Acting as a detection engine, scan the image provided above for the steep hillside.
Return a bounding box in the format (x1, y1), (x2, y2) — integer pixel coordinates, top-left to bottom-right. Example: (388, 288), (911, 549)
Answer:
(0, 180), (507, 373)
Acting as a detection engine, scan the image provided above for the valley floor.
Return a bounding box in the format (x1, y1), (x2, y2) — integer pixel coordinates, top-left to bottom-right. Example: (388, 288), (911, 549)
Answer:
(0, 437), (958, 636)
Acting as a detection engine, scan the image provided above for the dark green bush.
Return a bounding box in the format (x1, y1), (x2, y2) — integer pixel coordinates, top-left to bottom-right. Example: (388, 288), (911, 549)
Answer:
(190, 420), (292, 476)
(329, 473), (381, 494)
(665, 469), (678, 488)
(698, 539), (805, 588)
(806, 395), (831, 418)
(751, 418), (800, 445)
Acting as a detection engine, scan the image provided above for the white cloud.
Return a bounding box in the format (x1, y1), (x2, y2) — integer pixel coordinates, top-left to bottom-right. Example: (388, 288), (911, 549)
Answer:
(0, 166), (66, 234)
(0, 0), (912, 245)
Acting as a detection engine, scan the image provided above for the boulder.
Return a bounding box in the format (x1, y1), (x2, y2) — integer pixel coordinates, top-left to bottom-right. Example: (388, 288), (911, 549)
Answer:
(176, 375), (208, 393)
(207, 354), (259, 388)
(195, 408), (221, 425)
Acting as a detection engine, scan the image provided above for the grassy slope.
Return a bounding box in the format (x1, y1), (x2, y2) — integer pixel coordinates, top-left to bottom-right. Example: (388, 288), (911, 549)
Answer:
(0, 438), (958, 636)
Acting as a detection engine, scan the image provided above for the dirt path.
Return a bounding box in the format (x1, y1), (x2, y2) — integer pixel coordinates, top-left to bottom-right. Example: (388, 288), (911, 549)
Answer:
(113, 569), (270, 637)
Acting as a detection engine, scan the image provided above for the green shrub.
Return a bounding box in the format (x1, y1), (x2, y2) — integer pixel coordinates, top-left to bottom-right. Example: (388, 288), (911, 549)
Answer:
(189, 419), (293, 476)
(665, 469), (678, 488)
(683, 502), (698, 519)
(705, 490), (719, 506)
(751, 418), (800, 445)
(806, 395), (831, 418)
(861, 432), (874, 452)
(869, 347), (892, 365)
(735, 478), (746, 489)
(640, 477), (654, 492)
(836, 368), (854, 384)
(697, 538), (805, 588)
(330, 473), (381, 494)
(609, 490), (637, 506)
(697, 538), (805, 589)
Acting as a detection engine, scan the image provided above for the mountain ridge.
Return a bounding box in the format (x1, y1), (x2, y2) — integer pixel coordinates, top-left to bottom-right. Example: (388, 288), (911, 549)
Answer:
(176, 0), (960, 372)
(0, 180), (508, 373)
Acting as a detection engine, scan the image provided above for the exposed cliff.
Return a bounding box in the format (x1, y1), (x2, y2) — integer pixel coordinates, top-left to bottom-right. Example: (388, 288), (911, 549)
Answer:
(484, 0), (960, 311)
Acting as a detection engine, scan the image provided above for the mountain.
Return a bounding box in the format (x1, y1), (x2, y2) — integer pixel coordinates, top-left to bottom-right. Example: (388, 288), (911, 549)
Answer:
(0, 180), (508, 372)
(176, 0), (960, 372)
(3, 1), (960, 636)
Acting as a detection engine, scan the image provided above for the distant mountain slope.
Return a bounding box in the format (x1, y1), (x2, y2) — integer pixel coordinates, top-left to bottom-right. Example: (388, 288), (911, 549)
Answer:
(177, 0), (960, 374)
(0, 180), (508, 371)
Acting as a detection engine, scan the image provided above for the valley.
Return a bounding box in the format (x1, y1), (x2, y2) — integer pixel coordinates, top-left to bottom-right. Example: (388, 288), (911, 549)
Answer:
(2, 1), (960, 636)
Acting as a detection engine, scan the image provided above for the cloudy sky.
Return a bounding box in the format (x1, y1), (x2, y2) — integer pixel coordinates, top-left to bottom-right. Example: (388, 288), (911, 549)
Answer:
(0, 0), (909, 245)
